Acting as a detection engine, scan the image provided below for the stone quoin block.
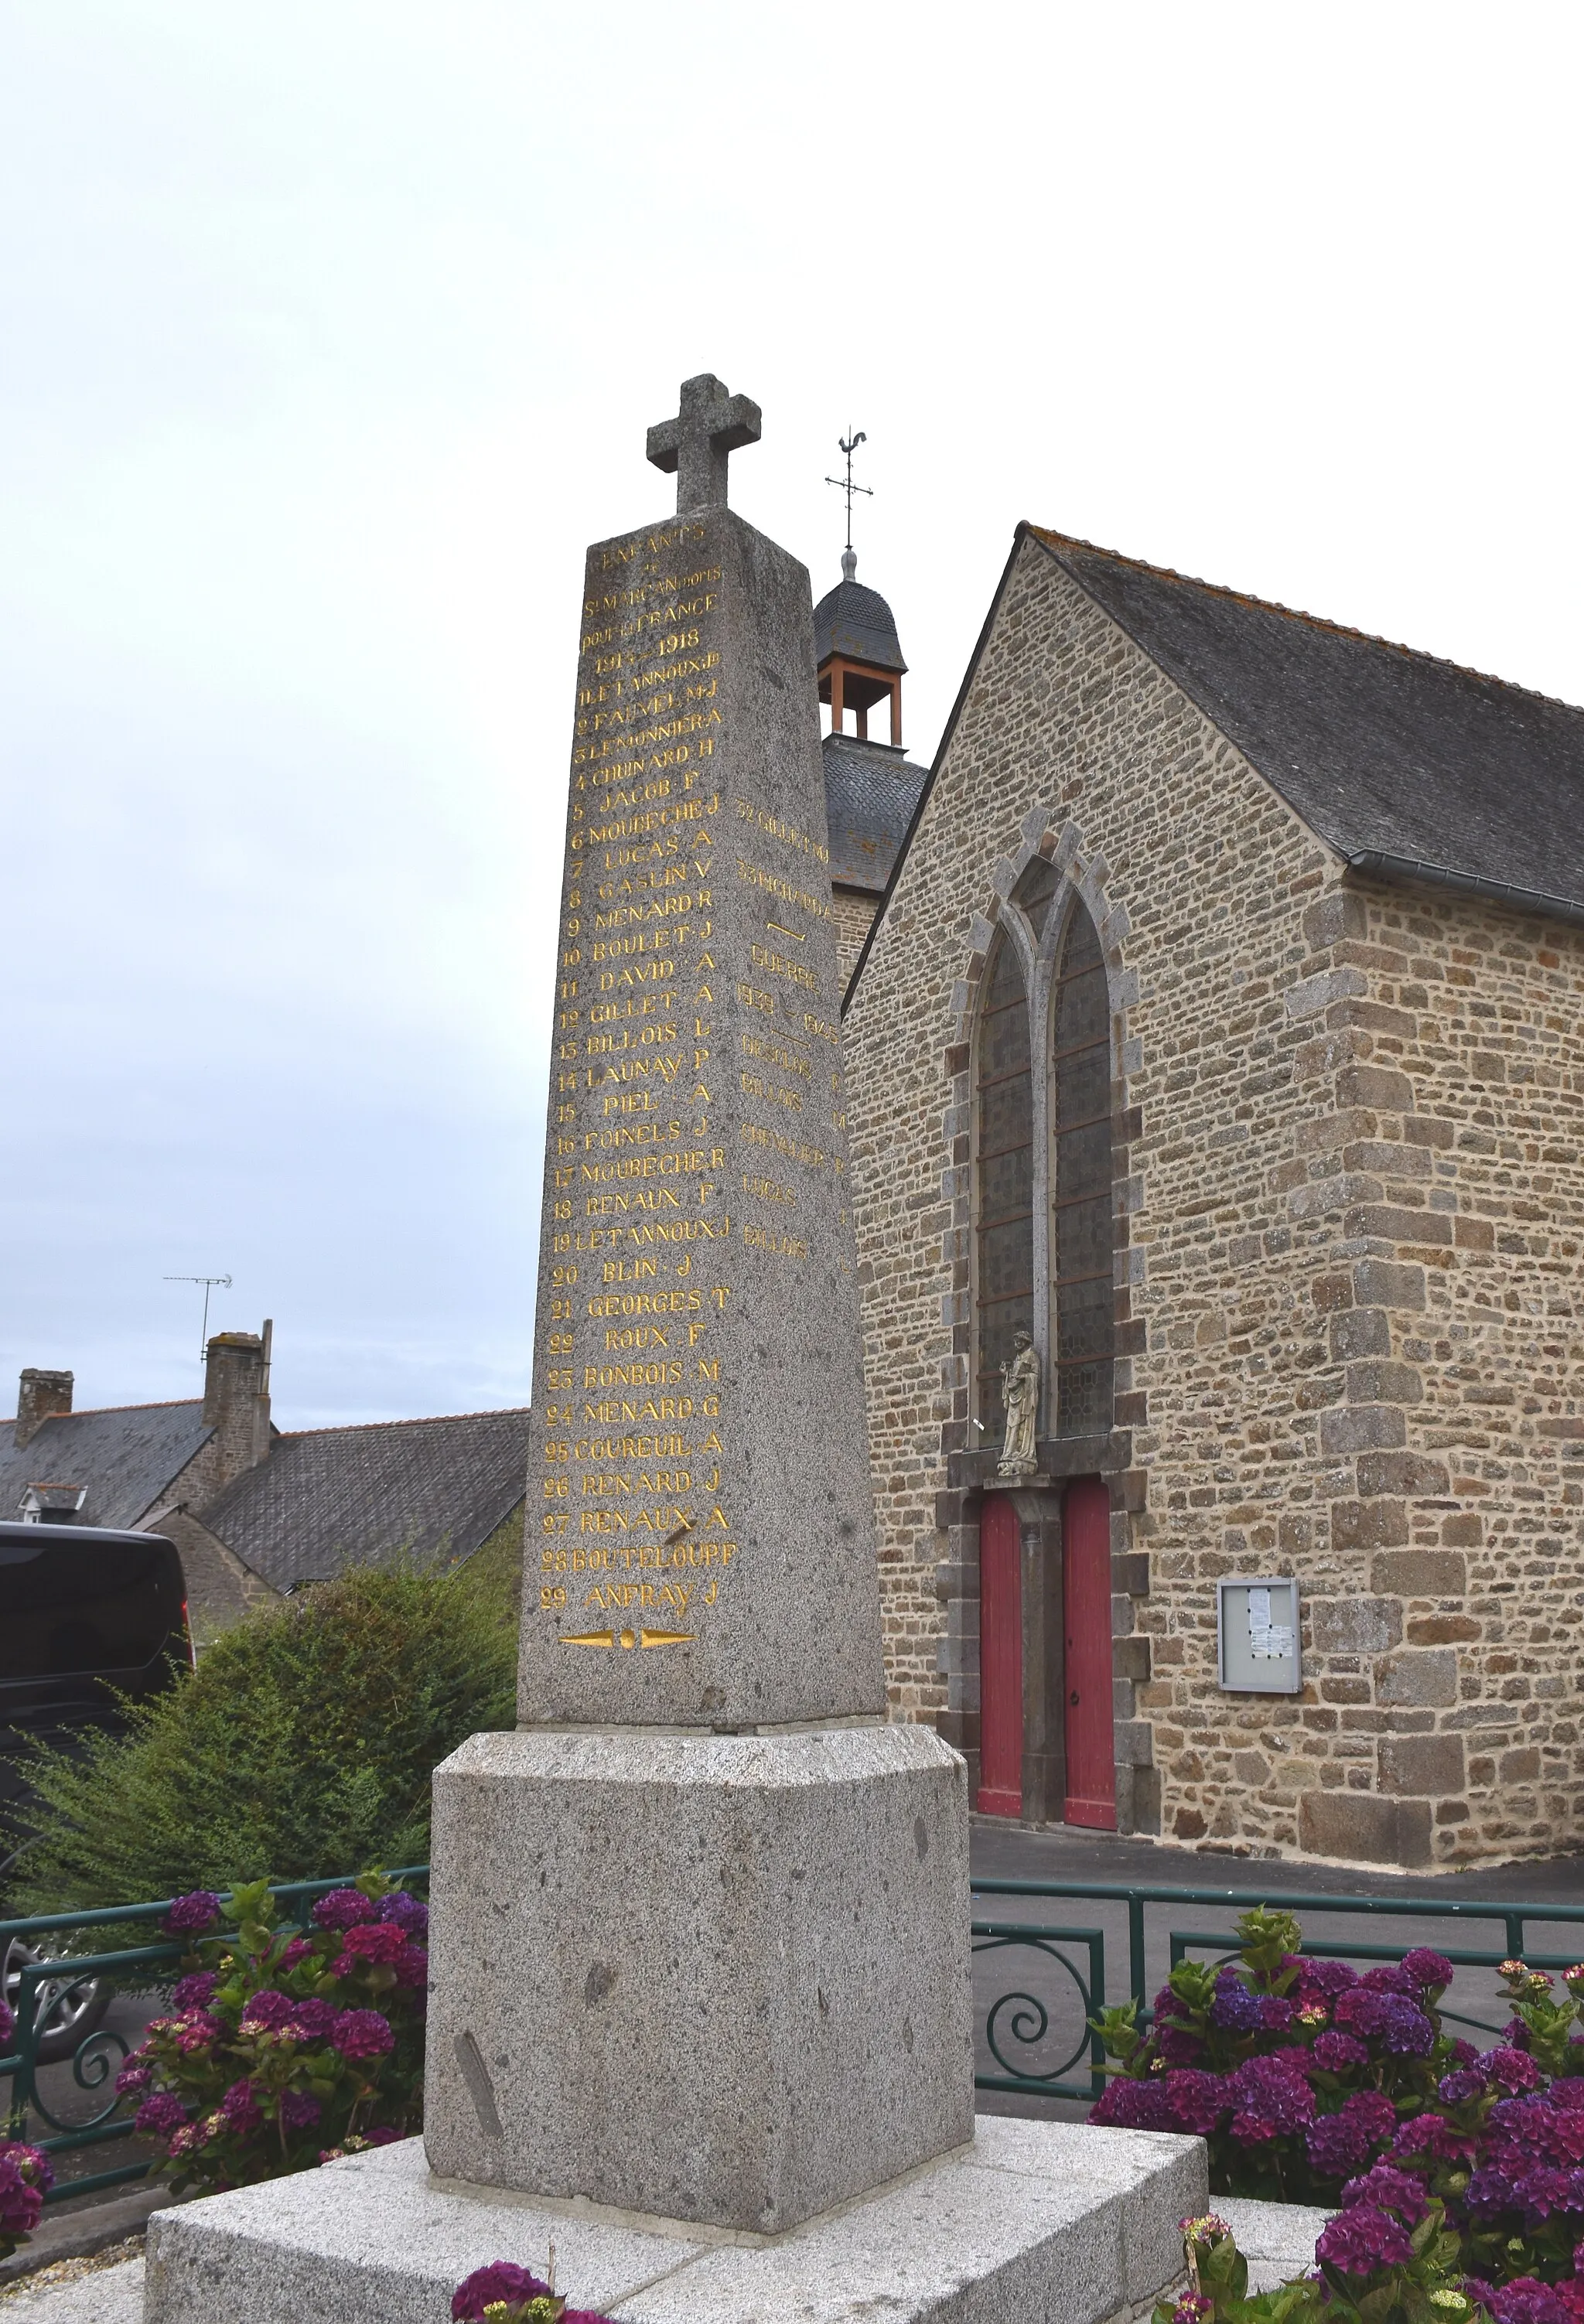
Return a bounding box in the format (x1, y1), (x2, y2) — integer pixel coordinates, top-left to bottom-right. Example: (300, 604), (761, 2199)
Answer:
(1310, 1598), (1403, 1656)
(1379, 1733), (1466, 1798)
(1376, 1650), (1459, 1708)
(1299, 1790), (1434, 1868)
(1371, 1550), (1468, 1598)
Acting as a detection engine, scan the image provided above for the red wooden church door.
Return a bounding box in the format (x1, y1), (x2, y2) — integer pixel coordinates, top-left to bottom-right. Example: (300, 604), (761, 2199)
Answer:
(1063, 1476), (1115, 1828)
(977, 1493), (1022, 1816)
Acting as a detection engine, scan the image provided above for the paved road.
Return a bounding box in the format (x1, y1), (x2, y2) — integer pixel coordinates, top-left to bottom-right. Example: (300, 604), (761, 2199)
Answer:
(968, 1817), (1584, 2121)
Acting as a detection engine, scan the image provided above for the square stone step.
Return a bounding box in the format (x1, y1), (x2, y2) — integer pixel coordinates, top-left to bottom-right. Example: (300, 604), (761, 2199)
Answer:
(145, 2118), (1207, 2324)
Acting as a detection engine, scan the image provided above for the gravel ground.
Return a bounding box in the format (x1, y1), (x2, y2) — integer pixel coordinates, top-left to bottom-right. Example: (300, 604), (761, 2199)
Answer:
(0, 2243), (144, 2324)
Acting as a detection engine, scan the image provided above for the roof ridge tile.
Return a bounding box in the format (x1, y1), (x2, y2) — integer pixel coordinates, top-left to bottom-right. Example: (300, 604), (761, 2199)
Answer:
(1029, 524), (1584, 718)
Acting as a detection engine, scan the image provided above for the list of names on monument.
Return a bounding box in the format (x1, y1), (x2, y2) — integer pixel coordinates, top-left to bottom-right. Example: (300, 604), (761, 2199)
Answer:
(519, 499), (880, 1725)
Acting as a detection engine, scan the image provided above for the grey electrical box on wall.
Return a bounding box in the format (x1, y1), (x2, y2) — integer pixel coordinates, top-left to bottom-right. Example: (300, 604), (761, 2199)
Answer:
(1217, 1577), (1302, 1694)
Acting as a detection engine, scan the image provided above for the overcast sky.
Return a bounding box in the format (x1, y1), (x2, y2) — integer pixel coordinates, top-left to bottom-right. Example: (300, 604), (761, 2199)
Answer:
(3, 3), (1580, 1428)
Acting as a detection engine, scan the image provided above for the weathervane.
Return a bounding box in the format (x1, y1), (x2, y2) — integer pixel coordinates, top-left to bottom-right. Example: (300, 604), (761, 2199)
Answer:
(824, 428), (873, 555)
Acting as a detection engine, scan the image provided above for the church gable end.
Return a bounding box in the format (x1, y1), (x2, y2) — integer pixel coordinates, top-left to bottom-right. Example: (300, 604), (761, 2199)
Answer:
(845, 527), (1584, 1869)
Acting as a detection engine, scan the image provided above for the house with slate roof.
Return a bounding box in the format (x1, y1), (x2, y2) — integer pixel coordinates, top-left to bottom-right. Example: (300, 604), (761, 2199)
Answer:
(840, 521), (1584, 1872)
(0, 1328), (528, 1647)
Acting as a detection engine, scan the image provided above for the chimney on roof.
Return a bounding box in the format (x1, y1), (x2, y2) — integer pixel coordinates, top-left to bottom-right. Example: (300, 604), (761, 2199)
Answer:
(202, 1320), (272, 1489)
(15, 1368), (73, 1450)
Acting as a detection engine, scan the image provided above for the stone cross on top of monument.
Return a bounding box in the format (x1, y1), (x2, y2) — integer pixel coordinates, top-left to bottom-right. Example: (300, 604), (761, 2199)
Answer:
(646, 370), (761, 514)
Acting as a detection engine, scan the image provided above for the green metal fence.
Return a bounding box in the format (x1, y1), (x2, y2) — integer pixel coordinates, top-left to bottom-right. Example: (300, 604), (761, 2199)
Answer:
(970, 1876), (1584, 2106)
(8, 1864), (1578, 2192)
(1, 1868), (427, 2204)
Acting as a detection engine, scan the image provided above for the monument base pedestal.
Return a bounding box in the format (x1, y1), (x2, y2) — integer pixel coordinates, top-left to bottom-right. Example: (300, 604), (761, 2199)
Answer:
(423, 1723), (975, 2232)
(144, 2118), (1208, 2324)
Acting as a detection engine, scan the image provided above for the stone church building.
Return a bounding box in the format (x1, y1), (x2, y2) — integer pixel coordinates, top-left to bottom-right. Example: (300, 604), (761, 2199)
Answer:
(827, 523), (1584, 1872)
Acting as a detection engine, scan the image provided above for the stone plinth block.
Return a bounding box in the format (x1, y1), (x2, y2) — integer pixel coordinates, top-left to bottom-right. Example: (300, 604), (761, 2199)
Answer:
(424, 1724), (973, 2232)
(144, 2117), (1209, 2324)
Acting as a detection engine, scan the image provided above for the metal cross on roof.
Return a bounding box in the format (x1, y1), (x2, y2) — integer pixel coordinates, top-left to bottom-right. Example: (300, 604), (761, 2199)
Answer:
(824, 428), (873, 554)
(646, 374), (763, 515)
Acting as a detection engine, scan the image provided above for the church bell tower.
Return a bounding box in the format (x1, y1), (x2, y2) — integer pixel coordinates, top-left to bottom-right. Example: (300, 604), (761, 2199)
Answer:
(815, 546), (906, 747)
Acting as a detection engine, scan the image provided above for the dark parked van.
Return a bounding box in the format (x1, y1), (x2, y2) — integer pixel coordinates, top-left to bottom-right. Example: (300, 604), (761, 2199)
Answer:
(0, 1520), (191, 1824)
(1, 1522), (191, 2056)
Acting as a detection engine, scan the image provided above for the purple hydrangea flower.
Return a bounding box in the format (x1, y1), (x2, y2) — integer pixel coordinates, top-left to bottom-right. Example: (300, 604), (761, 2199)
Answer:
(1257, 1995), (1295, 2033)
(331, 2008), (394, 2061)
(171, 1971), (220, 2012)
(276, 1937), (315, 1972)
(282, 1998), (338, 2041)
(1340, 2163), (1429, 2225)
(1227, 2055), (1315, 2142)
(114, 2058), (152, 2096)
(1440, 2068), (1486, 2104)
(163, 1890), (223, 1935)
(217, 2080), (261, 2133)
(0, 2141), (53, 2243)
(1307, 2110), (1376, 2180)
(1300, 1959), (1360, 1999)
(1091, 2077), (1174, 2131)
(367, 2124), (404, 2145)
(452, 2261), (551, 2320)
(1360, 1964), (1418, 1997)
(1316, 2203), (1413, 2273)
(1156, 2025), (1203, 2066)
(1391, 2113), (1474, 2165)
(1309, 2089), (1397, 2178)
(1210, 1971), (1263, 2034)
(312, 1888), (381, 1934)
(278, 2090), (322, 2131)
(172, 2011), (226, 2054)
(240, 1990), (299, 2033)
(135, 2092), (189, 2138)
(1313, 2029), (1370, 2072)
(1163, 2070), (1231, 2138)
(1477, 2282), (1573, 2324)
(1333, 1988), (1433, 2056)
(377, 1892), (429, 1940)
(1485, 2047), (1543, 2094)
(0, 2000), (12, 2050)
(1400, 1947), (1454, 1991)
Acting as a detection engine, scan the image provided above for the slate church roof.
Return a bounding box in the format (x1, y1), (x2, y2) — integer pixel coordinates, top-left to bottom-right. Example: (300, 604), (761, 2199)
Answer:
(1031, 527), (1584, 923)
(823, 734), (930, 896)
(195, 1407), (531, 1593)
(0, 1401), (210, 1531)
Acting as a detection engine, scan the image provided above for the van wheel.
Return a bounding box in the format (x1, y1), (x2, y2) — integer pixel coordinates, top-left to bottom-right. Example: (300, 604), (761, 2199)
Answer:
(2, 1938), (111, 2066)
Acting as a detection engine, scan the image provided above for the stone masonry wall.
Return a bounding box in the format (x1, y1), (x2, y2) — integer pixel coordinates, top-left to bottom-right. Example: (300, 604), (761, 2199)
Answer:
(842, 530), (1584, 1868)
(832, 886), (880, 990)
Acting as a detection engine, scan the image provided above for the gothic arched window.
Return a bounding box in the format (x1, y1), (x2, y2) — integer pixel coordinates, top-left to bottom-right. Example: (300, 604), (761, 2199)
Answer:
(975, 933), (1033, 1445)
(1050, 902), (1113, 1435)
(972, 867), (1115, 1458)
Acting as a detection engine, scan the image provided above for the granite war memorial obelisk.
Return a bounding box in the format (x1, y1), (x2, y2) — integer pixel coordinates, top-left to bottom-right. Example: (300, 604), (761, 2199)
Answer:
(145, 381), (1206, 2324)
(420, 374), (974, 2229)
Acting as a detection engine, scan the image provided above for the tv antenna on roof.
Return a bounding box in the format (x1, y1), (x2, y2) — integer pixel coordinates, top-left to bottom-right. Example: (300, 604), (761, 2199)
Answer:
(824, 428), (872, 555)
(165, 1275), (232, 1363)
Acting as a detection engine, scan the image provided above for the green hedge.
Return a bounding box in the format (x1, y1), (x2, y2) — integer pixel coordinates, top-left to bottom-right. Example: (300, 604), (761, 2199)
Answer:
(5, 1549), (517, 1915)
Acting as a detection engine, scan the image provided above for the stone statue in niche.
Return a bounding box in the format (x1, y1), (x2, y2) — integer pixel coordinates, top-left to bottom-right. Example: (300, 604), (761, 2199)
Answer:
(996, 1331), (1040, 1479)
